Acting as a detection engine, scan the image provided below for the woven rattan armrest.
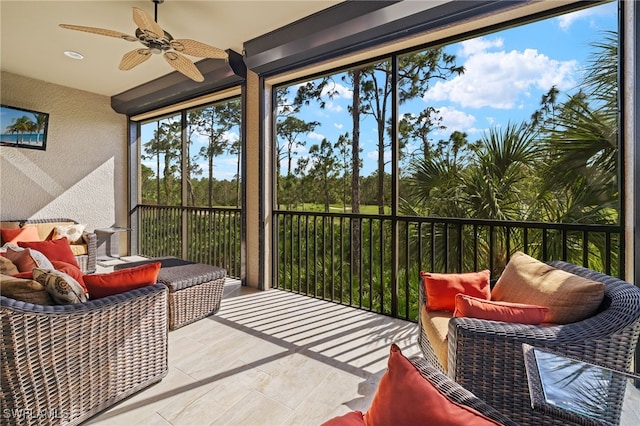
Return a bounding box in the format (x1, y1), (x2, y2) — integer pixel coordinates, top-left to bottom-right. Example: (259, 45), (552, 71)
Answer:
(81, 230), (97, 273)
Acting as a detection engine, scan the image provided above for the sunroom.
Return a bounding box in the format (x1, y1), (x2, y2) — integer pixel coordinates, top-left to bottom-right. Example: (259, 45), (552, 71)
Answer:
(1, 0), (639, 425)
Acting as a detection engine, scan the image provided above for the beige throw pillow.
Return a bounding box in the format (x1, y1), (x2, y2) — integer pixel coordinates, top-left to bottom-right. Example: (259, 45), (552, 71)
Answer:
(0, 256), (19, 275)
(491, 252), (605, 324)
(0, 274), (55, 305)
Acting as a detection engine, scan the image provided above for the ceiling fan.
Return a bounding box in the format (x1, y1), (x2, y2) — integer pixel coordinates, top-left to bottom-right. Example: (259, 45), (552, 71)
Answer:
(59, 0), (228, 82)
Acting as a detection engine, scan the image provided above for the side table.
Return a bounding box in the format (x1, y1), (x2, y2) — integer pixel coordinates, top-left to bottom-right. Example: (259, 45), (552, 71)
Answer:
(523, 343), (640, 426)
(94, 227), (130, 260)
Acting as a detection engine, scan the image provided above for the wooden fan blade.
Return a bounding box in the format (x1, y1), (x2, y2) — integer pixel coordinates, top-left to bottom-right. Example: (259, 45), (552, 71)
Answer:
(59, 24), (137, 41)
(119, 49), (152, 71)
(132, 7), (164, 40)
(171, 39), (228, 59)
(163, 51), (204, 82)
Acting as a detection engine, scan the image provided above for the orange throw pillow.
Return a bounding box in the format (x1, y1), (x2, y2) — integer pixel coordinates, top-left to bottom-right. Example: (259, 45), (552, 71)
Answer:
(363, 344), (500, 426)
(83, 262), (161, 299)
(453, 294), (548, 325)
(18, 238), (79, 268)
(421, 270), (491, 312)
(321, 411), (366, 426)
(1, 226), (40, 244)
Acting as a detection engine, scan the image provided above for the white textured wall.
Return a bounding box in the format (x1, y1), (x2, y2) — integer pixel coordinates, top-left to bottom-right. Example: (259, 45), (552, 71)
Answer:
(0, 72), (127, 236)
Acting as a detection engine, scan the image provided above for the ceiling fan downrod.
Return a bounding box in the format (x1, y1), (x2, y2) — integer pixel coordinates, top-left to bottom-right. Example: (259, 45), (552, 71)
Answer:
(153, 0), (164, 23)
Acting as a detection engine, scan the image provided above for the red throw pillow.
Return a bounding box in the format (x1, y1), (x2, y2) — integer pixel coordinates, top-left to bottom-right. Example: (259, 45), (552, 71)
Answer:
(18, 238), (79, 268)
(51, 260), (88, 293)
(321, 411), (366, 426)
(12, 271), (34, 279)
(1, 226), (40, 244)
(5, 247), (54, 272)
(82, 262), (161, 299)
(453, 294), (549, 325)
(421, 270), (491, 312)
(363, 344), (500, 426)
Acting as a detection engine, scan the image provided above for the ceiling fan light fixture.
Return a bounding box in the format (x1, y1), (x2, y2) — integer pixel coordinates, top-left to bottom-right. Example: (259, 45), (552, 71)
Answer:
(64, 50), (84, 60)
(149, 45), (163, 55)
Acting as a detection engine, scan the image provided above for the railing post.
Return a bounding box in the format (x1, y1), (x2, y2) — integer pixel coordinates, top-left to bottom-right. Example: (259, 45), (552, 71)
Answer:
(390, 54), (399, 318)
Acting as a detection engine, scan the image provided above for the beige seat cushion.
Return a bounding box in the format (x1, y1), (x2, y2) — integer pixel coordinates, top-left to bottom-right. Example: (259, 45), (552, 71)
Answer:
(421, 307), (452, 370)
(492, 252), (604, 324)
(69, 244), (88, 256)
(34, 221), (75, 241)
(0, 274), (55, 305)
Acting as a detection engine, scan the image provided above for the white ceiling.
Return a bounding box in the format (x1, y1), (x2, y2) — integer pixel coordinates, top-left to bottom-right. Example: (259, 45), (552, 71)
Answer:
(1, 0), (342, 96)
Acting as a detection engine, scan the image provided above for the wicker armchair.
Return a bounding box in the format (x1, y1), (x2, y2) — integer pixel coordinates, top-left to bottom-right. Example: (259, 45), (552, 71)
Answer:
(1, 284), (169, 426)
(418, 261), (640, 425)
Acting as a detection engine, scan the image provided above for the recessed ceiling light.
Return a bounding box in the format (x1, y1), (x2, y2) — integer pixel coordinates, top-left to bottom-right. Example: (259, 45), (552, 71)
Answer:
(64, 51), (84, 60)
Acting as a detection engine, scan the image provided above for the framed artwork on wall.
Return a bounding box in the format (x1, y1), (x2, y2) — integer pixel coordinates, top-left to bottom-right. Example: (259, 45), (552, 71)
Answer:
(0, 104), (49, 151)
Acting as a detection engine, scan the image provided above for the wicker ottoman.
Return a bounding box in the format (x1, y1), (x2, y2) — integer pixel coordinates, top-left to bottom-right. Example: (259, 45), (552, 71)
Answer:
(115, 257), (226, 330)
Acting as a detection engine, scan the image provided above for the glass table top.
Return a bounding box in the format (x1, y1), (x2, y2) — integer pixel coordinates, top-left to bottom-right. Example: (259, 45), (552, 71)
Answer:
(523, 344), (639, 426)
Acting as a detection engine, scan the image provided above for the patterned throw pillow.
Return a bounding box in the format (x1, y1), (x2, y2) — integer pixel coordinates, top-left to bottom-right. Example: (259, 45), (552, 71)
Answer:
(32, 268), (88, 304)
(53, 224), (86, 244)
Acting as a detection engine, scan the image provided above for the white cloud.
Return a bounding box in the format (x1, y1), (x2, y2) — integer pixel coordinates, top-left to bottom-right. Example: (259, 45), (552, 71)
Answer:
(325, 101), (343, 113)
(556, 1), (616, 31)
(323, 82), (353, 99)
(424, 38), (578, 109)
(334, 123), (344, 130)
(557, 10), (585, 32)
(308, 131), (325, 141)
(459, 37), (503, 57)
(434, 106), (476, 133)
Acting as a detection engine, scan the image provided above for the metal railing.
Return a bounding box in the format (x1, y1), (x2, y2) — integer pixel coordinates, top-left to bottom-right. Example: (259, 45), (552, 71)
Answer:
(136, 205), (242, 278)
(273, 210), (624, 322)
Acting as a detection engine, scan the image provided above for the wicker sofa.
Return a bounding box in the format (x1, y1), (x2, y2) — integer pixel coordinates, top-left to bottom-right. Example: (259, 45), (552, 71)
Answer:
(0, 284), (169, 426)
(418, 261), (640, 425)
(0, 218), (97, 273)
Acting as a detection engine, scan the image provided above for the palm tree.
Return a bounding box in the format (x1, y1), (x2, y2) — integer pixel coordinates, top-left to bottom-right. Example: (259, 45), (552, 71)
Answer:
(7, 116), (33, 144)
(535, 31), (618, 224)
(34, 113), (47, 143)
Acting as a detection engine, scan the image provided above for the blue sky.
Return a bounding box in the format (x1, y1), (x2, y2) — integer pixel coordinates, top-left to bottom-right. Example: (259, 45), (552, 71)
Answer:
(142, 1), (617, 181)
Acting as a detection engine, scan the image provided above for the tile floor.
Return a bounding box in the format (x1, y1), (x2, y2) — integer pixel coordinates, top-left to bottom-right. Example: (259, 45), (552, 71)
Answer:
(85, 262), (640, 426)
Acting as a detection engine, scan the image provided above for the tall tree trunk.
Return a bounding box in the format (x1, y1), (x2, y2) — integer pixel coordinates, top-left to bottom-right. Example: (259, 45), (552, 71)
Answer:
(236, 155), (241, 207)
(208, 154), (214, 208)
(163, 151), (172, 205)
(377, 119), (385, 214)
